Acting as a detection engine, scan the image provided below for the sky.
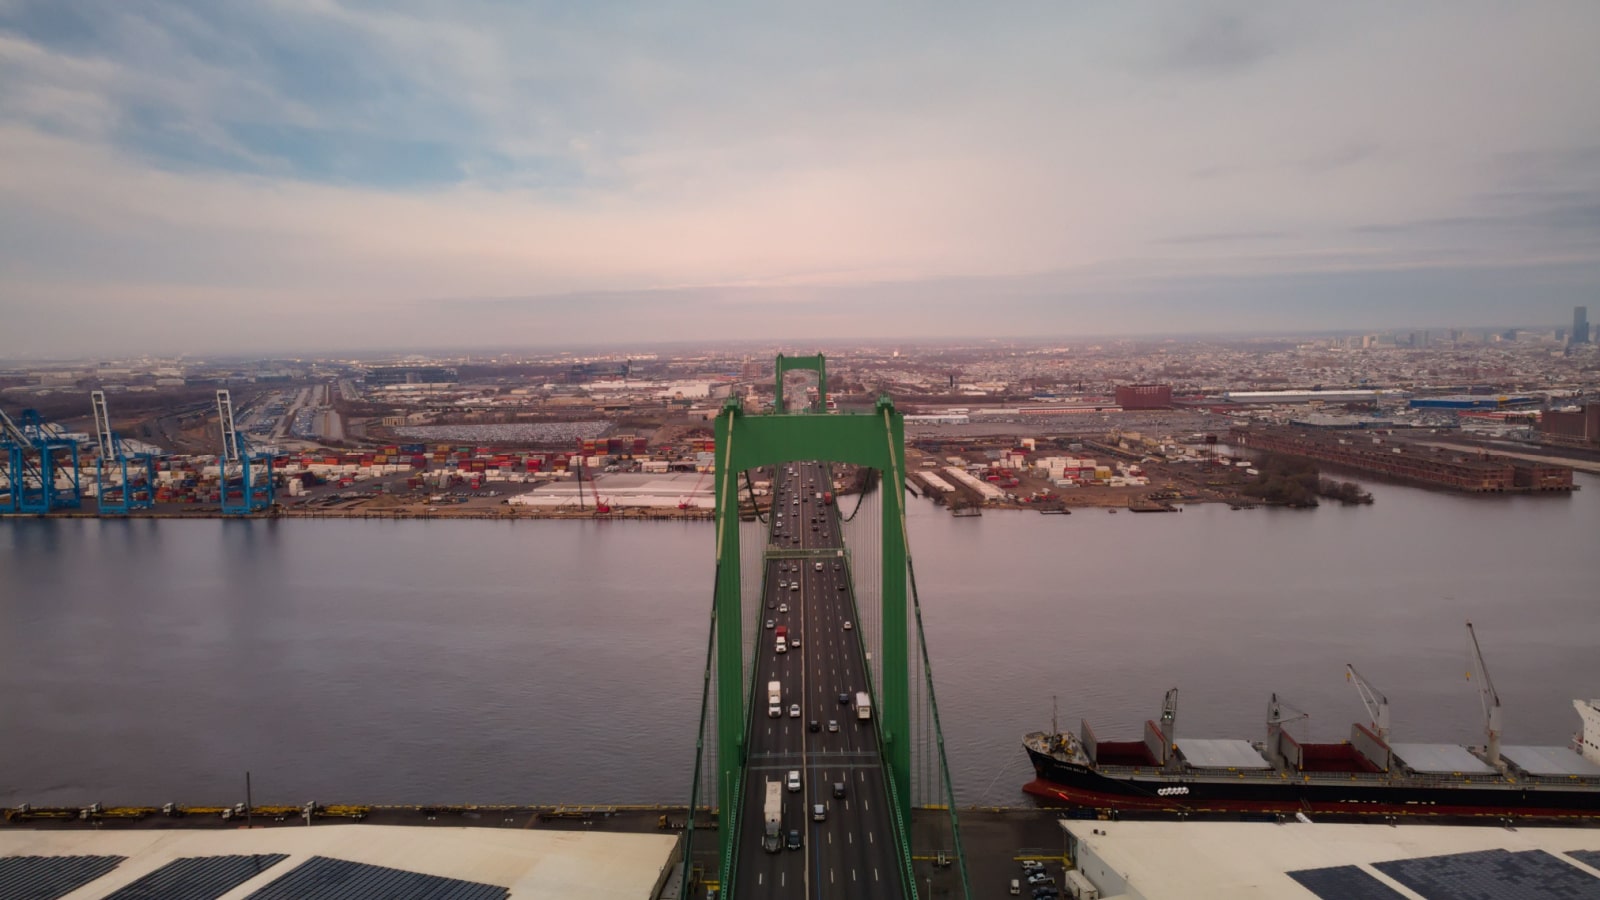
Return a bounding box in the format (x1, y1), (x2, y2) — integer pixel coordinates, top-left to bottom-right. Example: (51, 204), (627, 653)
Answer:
(1, 1), (1598, 357)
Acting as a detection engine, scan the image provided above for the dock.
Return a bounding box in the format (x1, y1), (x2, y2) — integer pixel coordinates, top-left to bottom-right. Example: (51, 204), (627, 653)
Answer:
(1229, 426), (1578, 493)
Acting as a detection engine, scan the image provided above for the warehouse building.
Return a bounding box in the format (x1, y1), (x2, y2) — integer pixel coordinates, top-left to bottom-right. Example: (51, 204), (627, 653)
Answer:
(1059, 819), (1600, 899)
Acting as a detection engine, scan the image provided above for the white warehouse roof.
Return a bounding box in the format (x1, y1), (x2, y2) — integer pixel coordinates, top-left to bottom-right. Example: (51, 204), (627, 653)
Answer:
(1062, 820), (1600, 900)
(0, 825), (679, 899)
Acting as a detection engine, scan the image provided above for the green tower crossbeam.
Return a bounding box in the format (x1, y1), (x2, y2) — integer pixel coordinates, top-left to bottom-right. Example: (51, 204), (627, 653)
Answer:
(772, 353), (828, 413)
(711, 393), (910, 875)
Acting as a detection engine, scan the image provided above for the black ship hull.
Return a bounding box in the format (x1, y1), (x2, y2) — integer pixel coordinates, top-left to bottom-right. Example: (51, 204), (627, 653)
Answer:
(1025, 746), (1600, 818)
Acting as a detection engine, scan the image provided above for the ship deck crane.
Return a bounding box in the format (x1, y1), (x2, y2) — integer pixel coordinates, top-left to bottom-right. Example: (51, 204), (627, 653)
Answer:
(1160, 688), (1179, 771)
(1465, 621), (1503, 769)
(1, 406), (81, 513)
(1265, 693), (1311, 768)
(216, 390), (274, 515)
(1345, 663), (1391, 742)
(91, 391), (157, 514)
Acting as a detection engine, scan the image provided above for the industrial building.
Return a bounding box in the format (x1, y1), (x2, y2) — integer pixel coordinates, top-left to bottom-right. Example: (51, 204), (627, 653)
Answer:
(1114, 384), (1173, 410)
(365, 366), (460, 387)
(1229, 427), (1576, 492)
(1541, 404), (1600, 447)
(1058, 820), (1600, 899)
(1408, 394), (1540, 410)
(1222, 390), (1401, 405)
(508, 472), (715, 509)
(0, 824), (680, 899)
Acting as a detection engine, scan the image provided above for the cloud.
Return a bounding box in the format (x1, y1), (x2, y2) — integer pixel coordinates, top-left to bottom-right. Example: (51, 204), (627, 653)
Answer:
(1, 1), (1599, 356)
(1153, 11), (1273, 74)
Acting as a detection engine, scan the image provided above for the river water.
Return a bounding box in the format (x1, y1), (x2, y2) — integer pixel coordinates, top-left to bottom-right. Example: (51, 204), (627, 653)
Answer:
(3, 473), (1597, 808)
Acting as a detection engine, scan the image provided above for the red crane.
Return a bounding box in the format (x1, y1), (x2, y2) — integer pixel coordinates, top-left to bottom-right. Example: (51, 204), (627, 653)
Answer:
(576, 458), (611, 514)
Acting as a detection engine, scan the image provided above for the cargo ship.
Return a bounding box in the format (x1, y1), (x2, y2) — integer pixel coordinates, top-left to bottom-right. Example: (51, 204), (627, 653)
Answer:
(1024, 628), (1600, 818)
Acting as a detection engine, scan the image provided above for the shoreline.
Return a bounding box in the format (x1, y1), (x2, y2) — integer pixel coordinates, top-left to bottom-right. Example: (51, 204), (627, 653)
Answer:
(2, 493), (1259, 521)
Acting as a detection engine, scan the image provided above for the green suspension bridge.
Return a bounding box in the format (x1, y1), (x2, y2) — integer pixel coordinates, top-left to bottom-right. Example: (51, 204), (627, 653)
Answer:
(683, 355), (972, 900)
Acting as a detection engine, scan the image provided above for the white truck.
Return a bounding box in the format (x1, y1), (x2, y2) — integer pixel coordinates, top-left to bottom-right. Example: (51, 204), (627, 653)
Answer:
(762, 780), (783, 853)
(768, 680), (782, 717)
(855, 691), (872, 721)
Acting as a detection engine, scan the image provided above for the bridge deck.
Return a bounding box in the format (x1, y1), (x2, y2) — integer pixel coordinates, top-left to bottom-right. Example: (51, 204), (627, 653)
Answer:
(733, 461), (907, 900)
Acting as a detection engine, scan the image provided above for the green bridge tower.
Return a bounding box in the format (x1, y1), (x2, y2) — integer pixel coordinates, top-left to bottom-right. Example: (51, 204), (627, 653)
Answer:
(711, 394), (911, 873)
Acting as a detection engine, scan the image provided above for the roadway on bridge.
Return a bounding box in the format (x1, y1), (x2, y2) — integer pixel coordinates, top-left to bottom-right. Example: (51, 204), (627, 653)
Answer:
(735, 461), (906, 900)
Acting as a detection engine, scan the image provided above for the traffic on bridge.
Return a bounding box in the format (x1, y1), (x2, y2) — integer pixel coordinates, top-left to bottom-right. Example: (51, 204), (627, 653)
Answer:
(734, 460), (906, 899)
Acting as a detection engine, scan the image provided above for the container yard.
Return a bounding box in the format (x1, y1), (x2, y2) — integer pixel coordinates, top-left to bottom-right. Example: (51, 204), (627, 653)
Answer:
(3, 427), (724, 519)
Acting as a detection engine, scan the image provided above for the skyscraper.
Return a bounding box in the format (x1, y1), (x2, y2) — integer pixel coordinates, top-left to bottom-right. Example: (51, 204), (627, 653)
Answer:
(1574, 306), (1591, 344)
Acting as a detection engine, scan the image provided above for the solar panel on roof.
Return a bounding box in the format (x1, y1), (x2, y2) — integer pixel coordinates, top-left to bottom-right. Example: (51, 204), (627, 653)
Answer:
(245, 856), (509, 900)
(1571, 850), (1600, 870)
(1287, 864), (1409, 900)
(102, 854), (288, 900)
(0, 855), (124, 900)
(1373, 848), (1600, 900)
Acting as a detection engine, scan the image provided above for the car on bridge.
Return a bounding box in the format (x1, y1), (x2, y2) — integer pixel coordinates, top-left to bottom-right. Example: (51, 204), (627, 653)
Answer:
(788, 703), (800, 717)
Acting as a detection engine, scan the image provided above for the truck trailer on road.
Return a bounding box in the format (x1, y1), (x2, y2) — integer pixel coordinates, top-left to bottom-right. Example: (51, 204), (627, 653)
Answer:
(855, 691), (872, 721)
(762, 780), (783, 853)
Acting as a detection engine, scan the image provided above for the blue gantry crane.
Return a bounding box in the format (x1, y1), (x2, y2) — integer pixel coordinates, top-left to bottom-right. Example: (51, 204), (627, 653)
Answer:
(0, 405), (82, 513)
(216, 389), (274, 515)
(91, 390), (157, 514)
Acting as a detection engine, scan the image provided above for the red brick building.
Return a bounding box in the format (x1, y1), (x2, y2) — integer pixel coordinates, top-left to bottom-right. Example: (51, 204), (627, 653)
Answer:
(1541, 405), (1600, 447)
(1114, 384), (1173, 410)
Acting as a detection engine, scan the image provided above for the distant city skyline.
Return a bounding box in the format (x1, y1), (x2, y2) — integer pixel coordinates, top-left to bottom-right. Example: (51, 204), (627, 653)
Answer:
(3, 318), (1595, 365)
(2, 2), (1598, 356)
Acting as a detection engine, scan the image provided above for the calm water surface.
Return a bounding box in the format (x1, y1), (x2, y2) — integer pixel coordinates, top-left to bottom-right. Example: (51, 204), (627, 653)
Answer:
(2, 472), (1597, 807)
